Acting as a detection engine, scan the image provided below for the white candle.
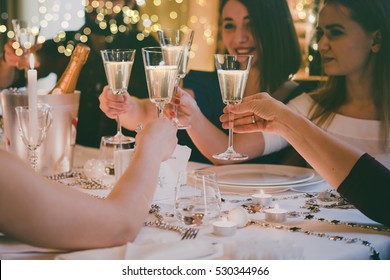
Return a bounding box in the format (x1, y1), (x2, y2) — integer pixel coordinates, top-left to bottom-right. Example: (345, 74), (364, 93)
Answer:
(27, 54), (38, 145)
(213, 217), (237, 236)
(264, 204), (287, 223)
(227, 206), (249, 228)
(252, 189), (272, 207)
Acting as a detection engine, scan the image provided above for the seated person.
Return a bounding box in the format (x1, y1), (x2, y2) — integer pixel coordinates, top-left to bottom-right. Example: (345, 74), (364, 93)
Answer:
(221, 92), (390, 227)
(0, 118), (177, 250)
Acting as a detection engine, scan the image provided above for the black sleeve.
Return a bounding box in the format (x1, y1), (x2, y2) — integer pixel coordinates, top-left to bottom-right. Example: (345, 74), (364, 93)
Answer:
(338, 153), (390, 227)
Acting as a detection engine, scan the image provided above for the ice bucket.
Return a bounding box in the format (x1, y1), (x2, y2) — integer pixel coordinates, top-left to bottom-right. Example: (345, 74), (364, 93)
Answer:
(0, 89), (80, 175)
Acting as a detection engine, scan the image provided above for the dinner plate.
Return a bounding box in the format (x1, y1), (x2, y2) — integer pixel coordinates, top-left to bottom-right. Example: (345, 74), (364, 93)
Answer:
(204, 164), (315, 186)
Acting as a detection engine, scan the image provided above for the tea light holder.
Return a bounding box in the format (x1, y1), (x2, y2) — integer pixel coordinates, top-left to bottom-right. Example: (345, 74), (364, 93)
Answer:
(227, 206), (249, 228)
(252, 190), (272, 207)
(213, 217), (237, 237)
(264, 204), (287, 223)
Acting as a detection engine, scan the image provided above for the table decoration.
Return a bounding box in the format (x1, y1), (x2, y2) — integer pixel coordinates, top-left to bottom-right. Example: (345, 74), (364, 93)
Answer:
(228, 206), (249, 228)
(252, 190), (272, 207)
(264, 204), (287, 223)
(247, 220), (381, 260)
(213, 217), (237, 236)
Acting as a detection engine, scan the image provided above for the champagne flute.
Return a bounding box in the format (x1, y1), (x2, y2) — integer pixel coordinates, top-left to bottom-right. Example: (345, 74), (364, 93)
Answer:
(213, 54), (253, 161)
(157, 28), (194, 129)
(142, 47), (182, 118)
(12, 19), (40, 73)
(15, 103), (52, 171)
(101, 49), (136, 145)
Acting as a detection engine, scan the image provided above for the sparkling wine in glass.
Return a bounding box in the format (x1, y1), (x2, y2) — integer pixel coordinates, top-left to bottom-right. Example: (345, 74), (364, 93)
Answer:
(142, 47), (182, 118)
(12, 19), (40, 74)
(15, 103), (52, 171)
(101, 49), (136, 145)
(157, 28), (194, 129)
(213, 54), (253, 161)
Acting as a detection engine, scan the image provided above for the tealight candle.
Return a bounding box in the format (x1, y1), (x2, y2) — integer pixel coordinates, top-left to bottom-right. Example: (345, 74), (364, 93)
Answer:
(27, 54), (38, 144)
(264, 204), (287, 223)
(227, 206), (249, 228)
(213, 217), (237, 237)
(252, 190), (272, 207)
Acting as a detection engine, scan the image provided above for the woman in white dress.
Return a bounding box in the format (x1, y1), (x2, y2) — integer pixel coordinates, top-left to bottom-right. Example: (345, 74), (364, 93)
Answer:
(225, 0), (390, 168)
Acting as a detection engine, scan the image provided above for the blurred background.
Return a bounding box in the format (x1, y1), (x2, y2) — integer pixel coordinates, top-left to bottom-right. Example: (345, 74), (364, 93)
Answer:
(0, 0), (320, 74)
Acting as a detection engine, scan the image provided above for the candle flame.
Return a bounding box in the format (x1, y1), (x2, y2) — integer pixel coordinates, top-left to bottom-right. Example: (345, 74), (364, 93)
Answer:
(259, 189), (264, 195)
(29, 54), (35, 69)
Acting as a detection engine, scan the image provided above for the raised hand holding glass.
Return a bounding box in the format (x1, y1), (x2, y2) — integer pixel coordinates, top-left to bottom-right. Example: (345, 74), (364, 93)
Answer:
(213, 54), (253, 161)
(101, 49), (136, 145)
(142, 47), (182, 118)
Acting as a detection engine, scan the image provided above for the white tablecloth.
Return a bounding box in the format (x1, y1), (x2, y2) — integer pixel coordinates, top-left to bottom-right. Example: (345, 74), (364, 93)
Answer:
(1, 145), (390, 260)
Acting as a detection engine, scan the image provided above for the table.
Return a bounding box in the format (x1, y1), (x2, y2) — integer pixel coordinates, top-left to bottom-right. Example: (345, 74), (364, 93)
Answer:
(1, 145), (390, 260)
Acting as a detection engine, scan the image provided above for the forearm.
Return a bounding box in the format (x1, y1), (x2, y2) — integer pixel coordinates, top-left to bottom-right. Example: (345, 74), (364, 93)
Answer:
(0, 150), (159, 250)
(276, 109), (363, 188)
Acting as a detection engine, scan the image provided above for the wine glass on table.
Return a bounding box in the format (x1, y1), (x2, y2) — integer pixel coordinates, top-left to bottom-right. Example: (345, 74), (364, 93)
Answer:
(213, 54), (253, 161)
(15, 103), (52, 171)
(157, 28), (194, 129)
(142, 47), (182, 118)
(100, 49), (136, 146)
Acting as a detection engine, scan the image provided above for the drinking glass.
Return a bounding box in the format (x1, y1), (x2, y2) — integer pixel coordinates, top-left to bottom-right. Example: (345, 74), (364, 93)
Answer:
(15, 103), (52, 171)
(174, 170), (221, 226)
(101, 49), (136, 145)
(12, 19), (40, 73)
(213, 54), (253, 161)
(100, 135), (133, 178)
(142, 46), (182, 118)
(157, 28), (194, 129)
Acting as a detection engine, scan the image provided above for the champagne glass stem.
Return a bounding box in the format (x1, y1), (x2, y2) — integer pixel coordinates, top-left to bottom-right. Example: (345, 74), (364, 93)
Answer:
(157, 104), (165, 118)
(227, 110), (235, 153)
(29, 147), (38, 171)
(116, 115), (122, 136)
(172, 78), (180, 125)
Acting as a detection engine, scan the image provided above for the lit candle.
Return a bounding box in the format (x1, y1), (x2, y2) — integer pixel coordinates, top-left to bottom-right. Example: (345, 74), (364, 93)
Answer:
(252, 190), (272, 207)
(213, 217), (237, 237)
(27, 54), (38, 144)
(264, 204), (287, 223)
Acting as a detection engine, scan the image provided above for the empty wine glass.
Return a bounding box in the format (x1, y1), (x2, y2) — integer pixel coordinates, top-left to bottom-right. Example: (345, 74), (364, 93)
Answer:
(174, 170), (221, 226)
(101, 49), (136, 145)
(142, 46), (182, 118)
(15, 103), (52, 171)
(157, 28), (194, 129)
(213, 54), (253, 161)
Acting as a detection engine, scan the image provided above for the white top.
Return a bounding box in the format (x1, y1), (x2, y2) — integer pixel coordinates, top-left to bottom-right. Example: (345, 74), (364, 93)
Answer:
(263, 93), (390, 168)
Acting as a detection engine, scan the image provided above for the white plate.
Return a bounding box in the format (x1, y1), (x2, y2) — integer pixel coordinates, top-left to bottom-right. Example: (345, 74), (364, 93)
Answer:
(290, 172), (327, 192)
(218, 172), (326, 194)
(204, 164), (315, 186)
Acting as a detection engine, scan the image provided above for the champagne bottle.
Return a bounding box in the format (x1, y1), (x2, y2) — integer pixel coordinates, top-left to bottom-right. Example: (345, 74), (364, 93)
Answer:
(48, 44), (91, 94)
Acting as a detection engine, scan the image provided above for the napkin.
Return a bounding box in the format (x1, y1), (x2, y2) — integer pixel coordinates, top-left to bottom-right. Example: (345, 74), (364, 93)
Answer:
(154, 144), (191, 201)
(55, 240), (222, 260)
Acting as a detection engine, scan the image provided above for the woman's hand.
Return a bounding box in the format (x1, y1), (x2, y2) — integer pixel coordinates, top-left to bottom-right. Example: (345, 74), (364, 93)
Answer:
(220, 92), (288, 134)
(3, 40), (42, 69)
(135, 118), (178, 162)
(99, 85), (134, 119)
(165, 87), (201, 126)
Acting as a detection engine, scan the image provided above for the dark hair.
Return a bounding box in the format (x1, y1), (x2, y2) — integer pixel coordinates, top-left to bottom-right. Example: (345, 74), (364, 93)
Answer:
(310, 0), (390, 147)
(219, 0), (302, 93)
